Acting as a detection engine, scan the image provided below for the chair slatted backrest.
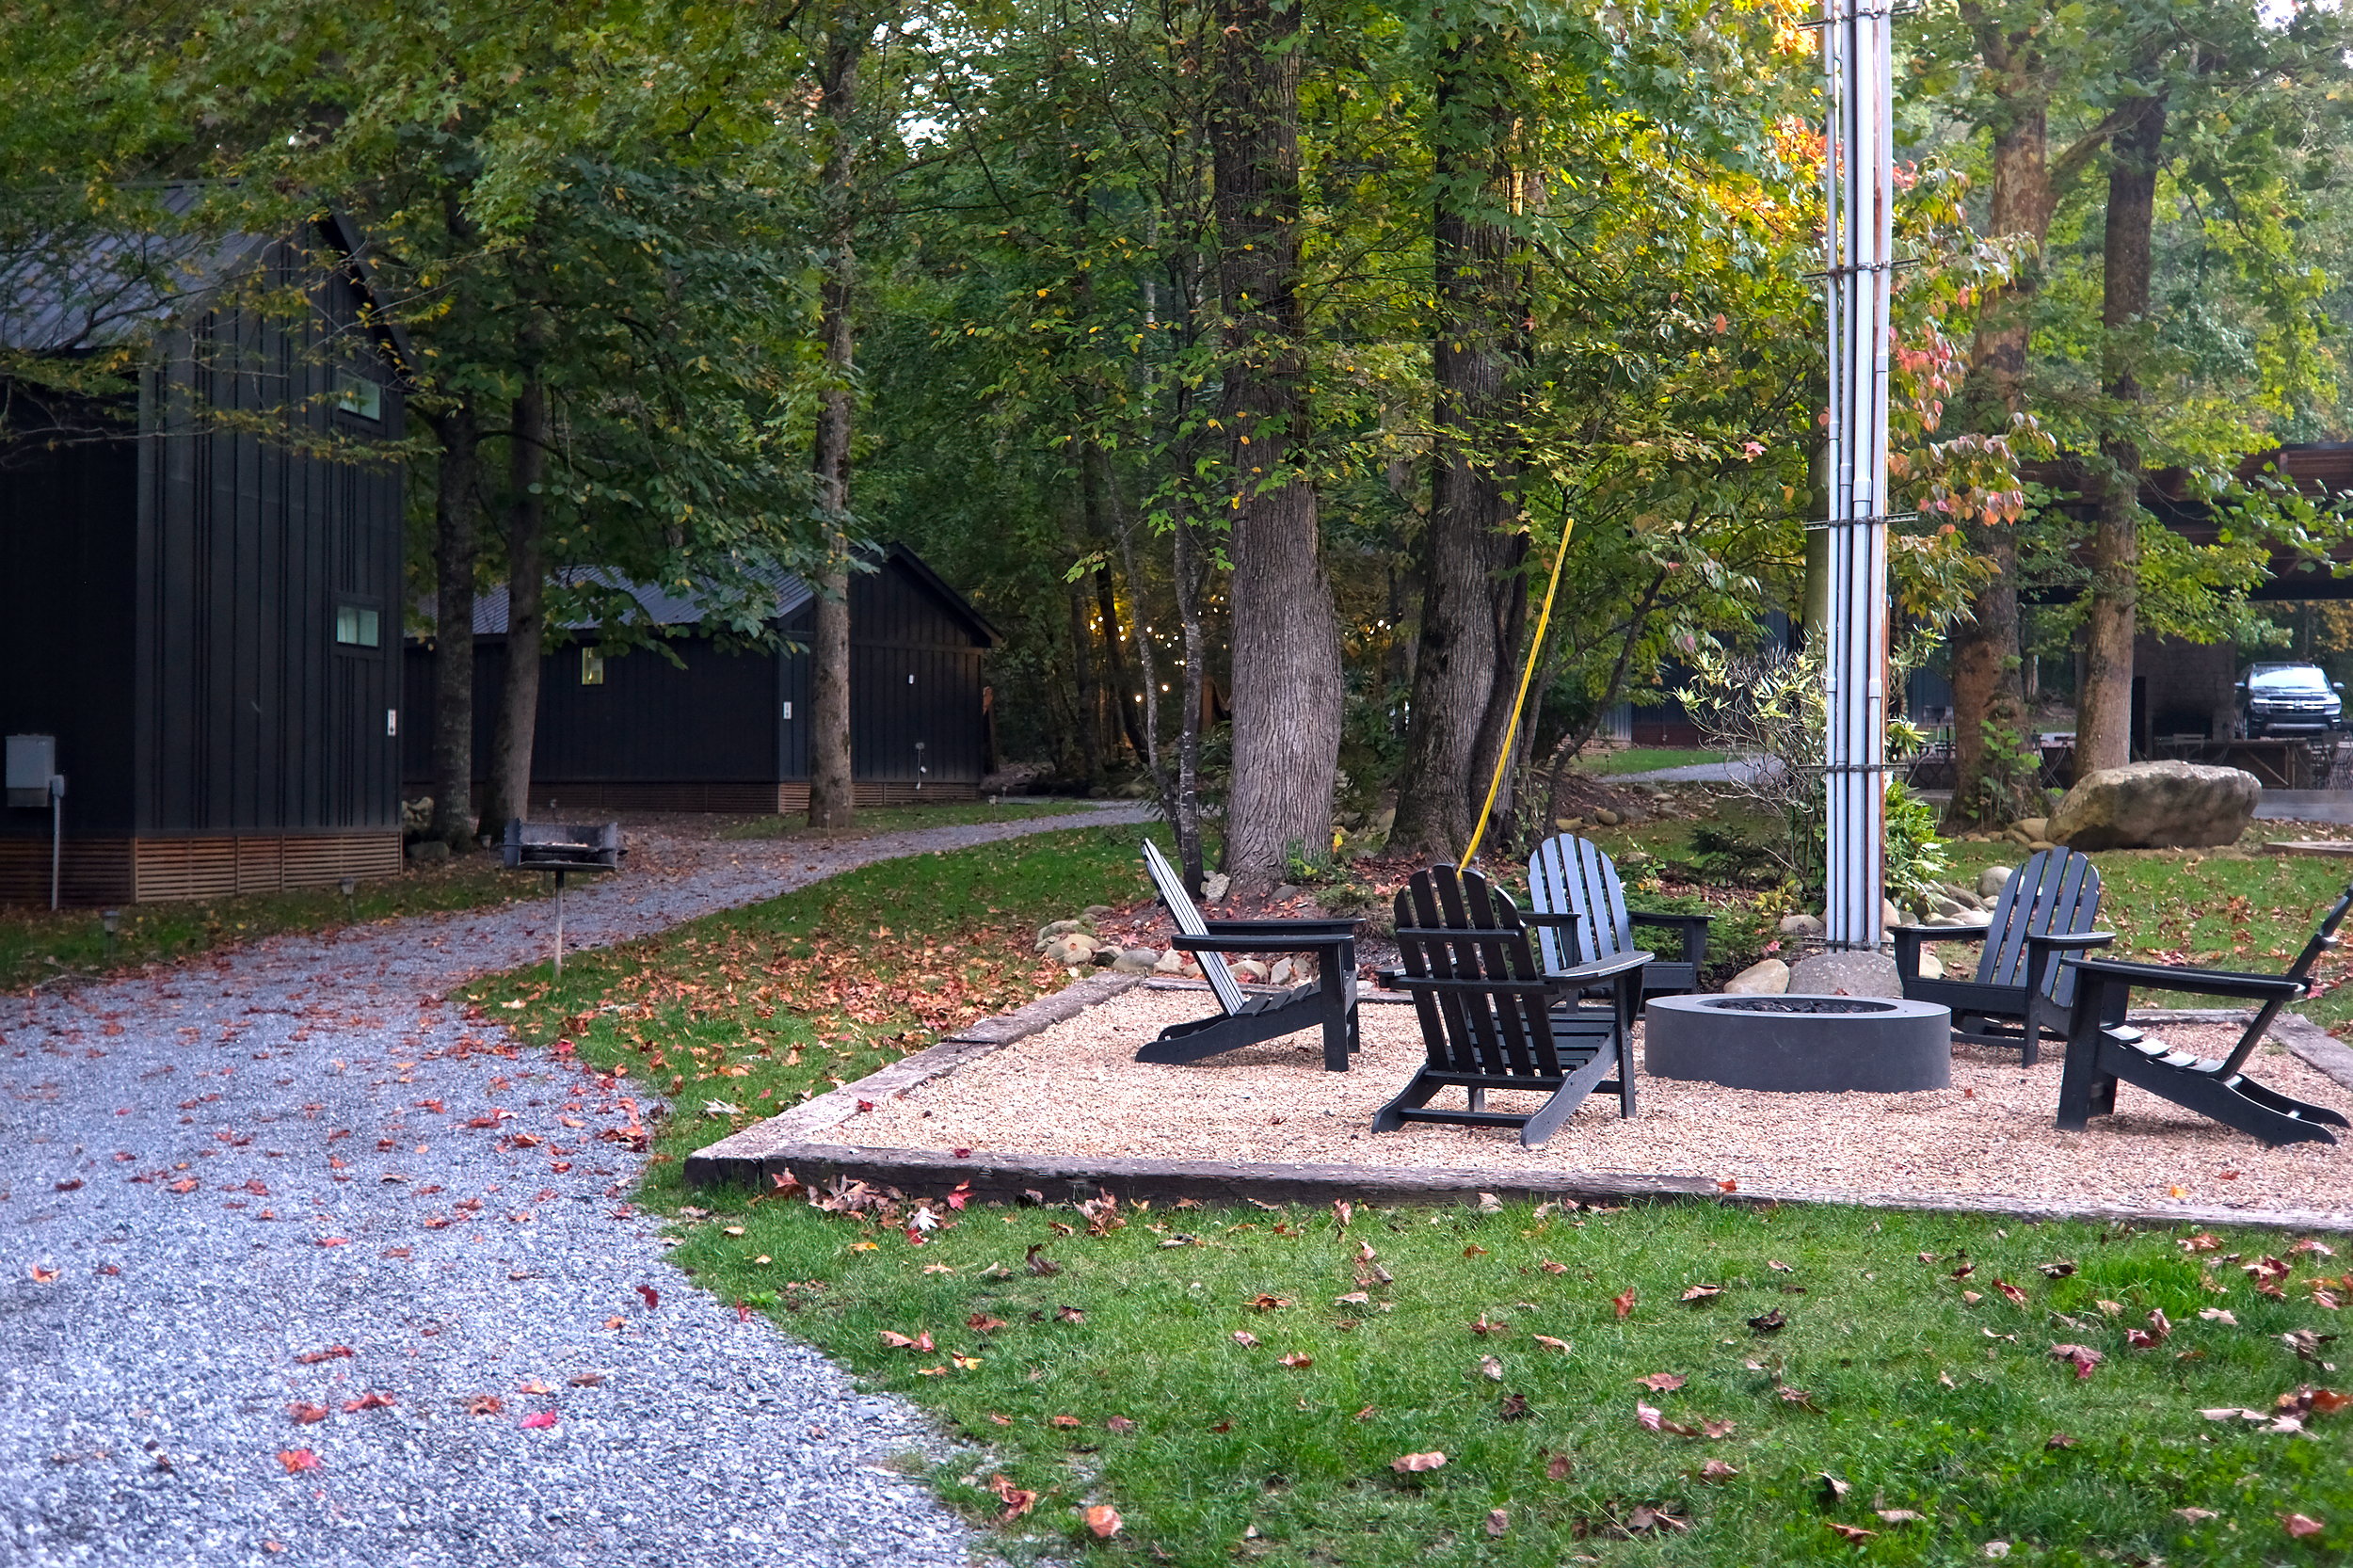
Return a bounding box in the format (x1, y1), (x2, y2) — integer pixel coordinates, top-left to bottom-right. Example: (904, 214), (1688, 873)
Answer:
(1980, 847), (2102, 1003)
(1527, 834), (1633, 974)
(1393, 866), (1562, 1080)
(1142, 839), (1247, 1016)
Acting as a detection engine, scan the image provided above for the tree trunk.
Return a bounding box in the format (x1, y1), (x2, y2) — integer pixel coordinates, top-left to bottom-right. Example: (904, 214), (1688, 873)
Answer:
(807, 5), (867, 830)
(1946, 49), (2052, 827)
(1392, 18), (1525, 859)
(1094, 558), (1150, 760)
(428, 399), (482, 849)
(483, 372), (548, 833)
(2074, 92), (2167, 775)
(1066, 579), (1104, 782)
(1211, 0), (1343, 891)
(1172, 504), (1210, 891)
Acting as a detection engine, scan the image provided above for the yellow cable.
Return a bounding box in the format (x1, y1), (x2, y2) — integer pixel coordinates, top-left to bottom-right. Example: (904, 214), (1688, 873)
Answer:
(1460, 517), (1576, 870)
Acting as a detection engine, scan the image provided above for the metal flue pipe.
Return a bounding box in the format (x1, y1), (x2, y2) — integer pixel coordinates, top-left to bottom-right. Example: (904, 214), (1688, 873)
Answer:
(1821, 0), (1895, 951)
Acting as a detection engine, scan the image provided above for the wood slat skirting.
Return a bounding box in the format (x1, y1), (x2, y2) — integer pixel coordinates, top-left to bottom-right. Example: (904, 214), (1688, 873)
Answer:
(0, 832), (401, 905)
(0, 838), (137, 907)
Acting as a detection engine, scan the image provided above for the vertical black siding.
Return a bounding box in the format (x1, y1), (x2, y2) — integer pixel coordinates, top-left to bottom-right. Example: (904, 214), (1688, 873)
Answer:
(528, 634), (778, 781)
(136, 237), (404, 834)
(844, 563), (987, 784)
(0, 426), (140, 837)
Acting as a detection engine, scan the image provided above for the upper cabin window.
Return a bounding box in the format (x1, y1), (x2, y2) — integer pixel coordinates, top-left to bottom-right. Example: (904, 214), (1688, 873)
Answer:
(336, 372), (383, 423)
(335, 603), (381, 648)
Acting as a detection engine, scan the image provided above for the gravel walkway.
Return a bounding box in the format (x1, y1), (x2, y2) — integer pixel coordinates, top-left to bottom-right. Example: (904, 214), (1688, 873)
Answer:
(1, 805), (1147, 1568)
(847, 985), (2353, 1218)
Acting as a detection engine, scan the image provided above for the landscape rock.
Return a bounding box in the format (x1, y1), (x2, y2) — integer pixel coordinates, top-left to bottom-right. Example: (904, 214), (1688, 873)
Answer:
(2010, 816), (2050, 841)
(1201, 872), (1231, 902)
(1267, 958), (1299, 987)
(1043, 932), (1098, 967)
(1110, 947), (1160, 973)
(1917, 951), (1945, 981)
(1152, 948), (1195, 975)
(1722, 958), (1791, 995)
(1786, 949), (1902, 998)
(1593, 808), (1622, 826)
(2046, 761), (2261, 851)
(1881, 898), (1905, 931)
(1928, 893), (1962, 917)
(1083, 904), (1117, 918)
(1978, 865), (2014, 899)
(406, 840), (450, 864)
(1230, 958), (1272, 984)
(1778, 913), (1824, 937)
(1036, 917), (1096, 941)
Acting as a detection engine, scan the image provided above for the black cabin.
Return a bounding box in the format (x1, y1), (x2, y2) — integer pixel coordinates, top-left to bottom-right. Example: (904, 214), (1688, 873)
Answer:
(400, 545), (999, 814)
(0, 202), (408, 904)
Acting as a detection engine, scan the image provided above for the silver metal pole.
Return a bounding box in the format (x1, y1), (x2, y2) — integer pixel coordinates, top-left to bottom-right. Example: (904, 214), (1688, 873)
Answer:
(552, 869), (566, 979)
(49, 784), (61, 913)
(1821, 0), (1894, 951)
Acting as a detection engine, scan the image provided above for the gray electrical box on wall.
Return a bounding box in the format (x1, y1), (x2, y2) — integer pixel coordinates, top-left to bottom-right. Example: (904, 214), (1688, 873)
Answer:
(6, 734), (56, 808)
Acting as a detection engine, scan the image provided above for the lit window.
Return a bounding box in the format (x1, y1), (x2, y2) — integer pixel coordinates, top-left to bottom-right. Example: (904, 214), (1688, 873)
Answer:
(334, 603), (380, 648)
(336, 373), (382, 422)
(582, 648), (605, 685)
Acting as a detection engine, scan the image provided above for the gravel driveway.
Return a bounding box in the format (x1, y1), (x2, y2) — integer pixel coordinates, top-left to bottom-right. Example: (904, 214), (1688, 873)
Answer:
(1, 806), (1147, 1568)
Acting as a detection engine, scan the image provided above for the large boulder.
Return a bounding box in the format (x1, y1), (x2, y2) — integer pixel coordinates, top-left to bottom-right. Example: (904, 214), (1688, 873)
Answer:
(2046, 761), (2260, 852)
(1722, 958), (1790, 995)
(1786, 949), (1902, 998)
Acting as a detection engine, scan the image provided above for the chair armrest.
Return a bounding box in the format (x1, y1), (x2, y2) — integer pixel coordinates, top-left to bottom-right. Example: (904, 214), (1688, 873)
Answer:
(1626, 909), (1715, 930)
(2025, 930), (2115, 953)
(1169, 932), (1355, 955)
(2061, 955), (2308, 1002)
(1887, 921), (1991, 944)
(1515, 909), (1587, 929)
(1550, 949), (1655, 984)
(1201, 918), (1361, 936)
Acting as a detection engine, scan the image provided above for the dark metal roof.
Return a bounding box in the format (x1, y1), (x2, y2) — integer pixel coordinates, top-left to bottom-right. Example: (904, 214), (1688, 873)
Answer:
(0, 184), (412, 378)
(466, 561), (817, 636)
(453, 544), (997, 647)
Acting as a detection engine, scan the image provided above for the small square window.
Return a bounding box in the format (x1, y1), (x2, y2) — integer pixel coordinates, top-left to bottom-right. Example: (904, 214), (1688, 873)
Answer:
(335, 604), (380, 648)
(336, 373), (382, 422)
(581, 648), (605, 685)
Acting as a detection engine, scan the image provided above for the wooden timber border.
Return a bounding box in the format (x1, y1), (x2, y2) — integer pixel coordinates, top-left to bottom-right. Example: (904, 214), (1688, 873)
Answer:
(683, 974), (2353, 1235)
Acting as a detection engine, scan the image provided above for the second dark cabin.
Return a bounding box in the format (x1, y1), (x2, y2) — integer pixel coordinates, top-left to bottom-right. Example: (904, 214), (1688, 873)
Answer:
(401, 544), (999, 814)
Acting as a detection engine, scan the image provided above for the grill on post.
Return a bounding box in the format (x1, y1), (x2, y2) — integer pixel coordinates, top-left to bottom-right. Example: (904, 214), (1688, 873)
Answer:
(502, 821), (623, 977)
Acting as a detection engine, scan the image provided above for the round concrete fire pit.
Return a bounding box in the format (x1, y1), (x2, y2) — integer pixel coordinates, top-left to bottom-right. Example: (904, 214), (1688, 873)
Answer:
(1644, 993), (1951, 1093)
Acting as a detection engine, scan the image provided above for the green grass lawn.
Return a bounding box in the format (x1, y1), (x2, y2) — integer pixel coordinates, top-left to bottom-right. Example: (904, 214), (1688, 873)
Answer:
(0, 850), (537, 993)
(713, 798), (1096, 840)
(1575, 747), (1731, 777)
(459, 824), (2353, 1566)
(669, 1192), (2352, 1567)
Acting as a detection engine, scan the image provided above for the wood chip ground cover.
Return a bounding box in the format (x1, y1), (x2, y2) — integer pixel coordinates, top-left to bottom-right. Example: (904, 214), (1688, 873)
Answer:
(844, 989), (2350, 1215)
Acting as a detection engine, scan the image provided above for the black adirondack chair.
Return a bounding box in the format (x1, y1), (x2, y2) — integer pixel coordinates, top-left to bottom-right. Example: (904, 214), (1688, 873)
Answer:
(1890, 847), (2117, 1065)
(1373, 865), (1648, 1147)
(1132, 839), (1362, 1072)
(1525, 834), (1712, 1005)
(2055, 881), (2353, 1146)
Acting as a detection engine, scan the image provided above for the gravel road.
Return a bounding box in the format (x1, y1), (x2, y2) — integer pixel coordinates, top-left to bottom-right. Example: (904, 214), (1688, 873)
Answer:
(1, 805), (1146, 1568)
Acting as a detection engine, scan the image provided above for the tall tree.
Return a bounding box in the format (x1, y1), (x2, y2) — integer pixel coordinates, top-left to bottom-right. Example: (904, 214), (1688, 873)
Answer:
(2073, 87), (2168, 772)
(1392, 8), (1529, 858)
(427, 398), (484, 848)
(1211, 0), (1343, 890)
(483, 356), (550, 831)
(807, 1), (872, 830)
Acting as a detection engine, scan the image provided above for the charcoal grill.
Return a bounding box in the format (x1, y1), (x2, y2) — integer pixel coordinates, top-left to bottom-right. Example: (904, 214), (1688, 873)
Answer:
(502, 821), (623, 976)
